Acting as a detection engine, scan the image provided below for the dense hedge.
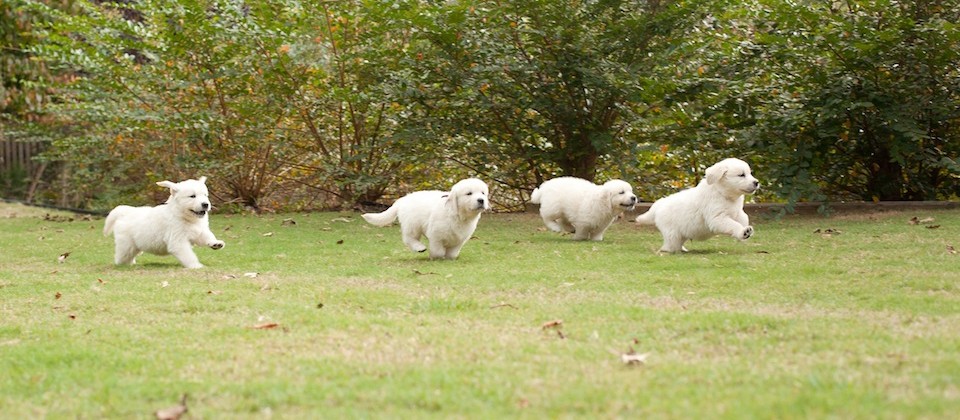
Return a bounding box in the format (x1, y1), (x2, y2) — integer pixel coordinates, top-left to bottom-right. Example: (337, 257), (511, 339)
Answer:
(3, 0), (959, 211)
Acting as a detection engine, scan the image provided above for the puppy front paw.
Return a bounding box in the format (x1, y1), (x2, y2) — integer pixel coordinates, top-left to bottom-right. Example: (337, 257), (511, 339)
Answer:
(740, 226), (754, 240)
(210, 240), (225, 250)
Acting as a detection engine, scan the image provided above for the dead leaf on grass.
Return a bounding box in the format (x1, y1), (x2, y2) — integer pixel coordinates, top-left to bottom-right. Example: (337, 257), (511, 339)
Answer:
(490, 302), (517, 309)
(68, 314), (76, 320)
(154, 394), (188, 420)
(97, 278), (107, 284)
(541, 320), (563, 330)
(814, 228), (842, 237)
(207, 290), (222, 295)
(281, 218), (297, 226)
(413, 269), (438, 276)
(336, 239), (344, 245)
(925, 224), (941, 229)
(222, 274), (237, 280)
(57, 252), (70, 263)
(243, 272), (259, 278)
(262, 232), (274, 237)
(947, 245), (957, 255)
(160, 281), (170, 288)
(251, 322), (280, 330)
(55, 292), (62, 300)
(331, 217), (352, 223)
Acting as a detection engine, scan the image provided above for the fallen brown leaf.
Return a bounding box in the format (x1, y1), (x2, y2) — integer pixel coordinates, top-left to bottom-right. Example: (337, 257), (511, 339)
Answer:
(222, 274), (237, 280)
(68, 314), (76, 320)
(336, 239), (344, 245)
(243, 272), (259, 278)
(55, 292), (62, 300)
(155, 394), (188, 420)
(262, 232), (274, 237)
(908, 217), (920, 225)
(541, 320), (563, 330)
(948, 245), (957, 255)
(207, 290), (222, 295)
(413, 269), (438, 276)
(251, 322), (279, 330)
(281, 218), (297, 226)
(97, 278), (107, 284)
(925, 224), (941, 229)
(490, 302), (517, 309)
(57, 252), (71, 263)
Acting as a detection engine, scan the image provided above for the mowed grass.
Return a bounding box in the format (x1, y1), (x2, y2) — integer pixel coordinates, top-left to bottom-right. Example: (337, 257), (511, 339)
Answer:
(1, 202), (959, 418)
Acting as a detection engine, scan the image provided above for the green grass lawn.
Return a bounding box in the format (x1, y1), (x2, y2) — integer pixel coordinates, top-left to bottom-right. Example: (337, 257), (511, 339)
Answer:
(1, 203), (959, 418)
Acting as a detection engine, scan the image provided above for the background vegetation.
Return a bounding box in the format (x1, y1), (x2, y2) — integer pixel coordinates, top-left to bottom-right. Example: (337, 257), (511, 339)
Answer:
(3, 0), (959, 211)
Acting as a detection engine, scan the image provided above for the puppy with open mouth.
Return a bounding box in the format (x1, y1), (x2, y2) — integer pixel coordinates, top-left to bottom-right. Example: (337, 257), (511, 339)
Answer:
(104, 176), (225, 268)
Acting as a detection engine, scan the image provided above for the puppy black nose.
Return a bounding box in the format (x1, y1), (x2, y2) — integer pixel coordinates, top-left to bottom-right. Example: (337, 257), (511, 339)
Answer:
(753, 180), (760, 187)
(630, 196), (638, 203)
(477, 198), (485, 205)
(201, 202), (210, 210)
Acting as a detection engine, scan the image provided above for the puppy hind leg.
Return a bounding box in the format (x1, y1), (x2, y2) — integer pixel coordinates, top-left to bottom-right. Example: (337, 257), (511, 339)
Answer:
(401, 226), (428, 253)
(543, 218), (565, 233)
(114, 241), (140, 265)
(659, 233), (687, 254)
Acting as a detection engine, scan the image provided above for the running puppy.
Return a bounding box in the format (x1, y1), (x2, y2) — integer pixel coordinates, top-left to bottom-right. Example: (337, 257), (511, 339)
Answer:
(635, 158), (759, 253)
(104, 176), (225, 268)
(362, 178), (489, 260)
(530, 177), (638, 241)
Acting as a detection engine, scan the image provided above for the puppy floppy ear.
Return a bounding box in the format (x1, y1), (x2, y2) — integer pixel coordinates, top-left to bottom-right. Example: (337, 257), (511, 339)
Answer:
(705, 163), (727, 185)
(444, 191), (459, 212)
(156, 180), (178, 192)
(198, 176), (207, 184)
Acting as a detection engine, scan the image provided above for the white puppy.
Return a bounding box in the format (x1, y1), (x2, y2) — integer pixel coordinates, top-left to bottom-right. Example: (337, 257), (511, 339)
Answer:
(635, 158), (759, 253)
(362, 178), (490, 260)
(530, 177), (638, 241)
(103, 176), (225, 268)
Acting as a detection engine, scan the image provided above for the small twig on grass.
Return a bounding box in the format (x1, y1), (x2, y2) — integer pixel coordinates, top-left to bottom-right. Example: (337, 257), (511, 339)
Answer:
(490, 303), (517, 309)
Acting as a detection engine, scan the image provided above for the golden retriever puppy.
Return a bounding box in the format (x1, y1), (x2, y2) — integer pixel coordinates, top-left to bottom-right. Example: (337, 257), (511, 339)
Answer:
(635, 158), (759, 253)
(362, 178), (490, 259)
(531, 177), (638, 241)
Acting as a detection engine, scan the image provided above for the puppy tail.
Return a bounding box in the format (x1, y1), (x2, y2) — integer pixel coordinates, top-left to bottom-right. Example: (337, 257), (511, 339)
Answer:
(530, 187), (542, 204)
(634, 207), (656, 225)
(103, 206), (129, 236)
(361, 203), (400, 227)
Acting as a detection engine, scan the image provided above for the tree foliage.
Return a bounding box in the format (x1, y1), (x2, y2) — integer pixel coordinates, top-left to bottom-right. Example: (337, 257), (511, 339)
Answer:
(5, 0), (960, 210)
(684, 0), (960, 203)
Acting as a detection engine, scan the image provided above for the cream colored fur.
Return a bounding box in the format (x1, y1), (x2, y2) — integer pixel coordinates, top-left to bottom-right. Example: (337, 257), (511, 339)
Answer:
(362, 178), (490, 260)
(104, 176), (224, 268)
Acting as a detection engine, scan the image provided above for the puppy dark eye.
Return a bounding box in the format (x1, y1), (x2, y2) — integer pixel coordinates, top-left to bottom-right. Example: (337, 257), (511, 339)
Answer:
(619, 191), (625, 194)
(738, 173), (746, 177)
(466, 192), (473, 196)
(190, 194), (197, 198)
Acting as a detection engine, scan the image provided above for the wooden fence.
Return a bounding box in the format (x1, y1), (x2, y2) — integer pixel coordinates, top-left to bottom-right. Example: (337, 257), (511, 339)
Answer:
(1, 140), (46, 175)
